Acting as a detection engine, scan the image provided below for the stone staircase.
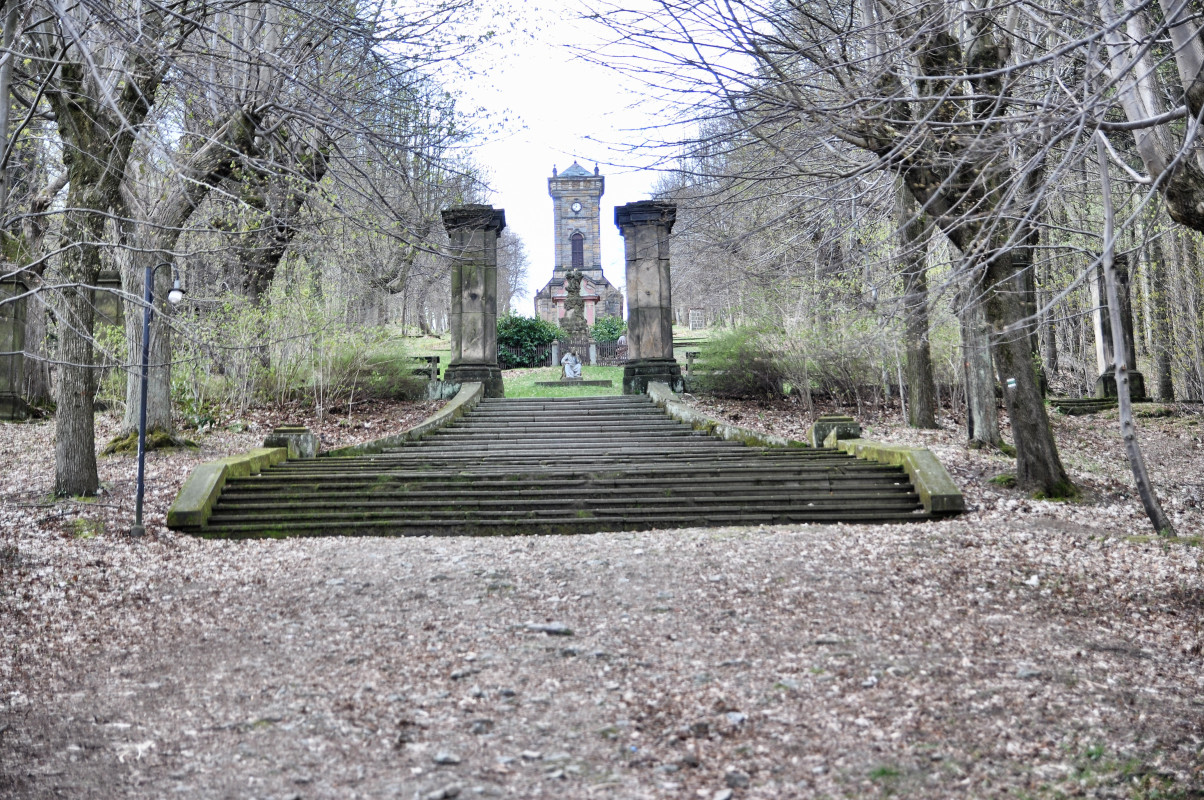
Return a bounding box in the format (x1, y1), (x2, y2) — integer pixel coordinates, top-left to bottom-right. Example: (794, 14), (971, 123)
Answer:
(192, 395), (933, 537)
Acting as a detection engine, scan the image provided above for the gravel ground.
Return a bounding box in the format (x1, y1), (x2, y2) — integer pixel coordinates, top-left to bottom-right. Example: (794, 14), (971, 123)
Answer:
(2, 397), (1202, 799)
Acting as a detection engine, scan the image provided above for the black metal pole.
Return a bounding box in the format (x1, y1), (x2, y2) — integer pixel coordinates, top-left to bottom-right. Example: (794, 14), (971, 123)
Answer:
(131, 264), (155, 537)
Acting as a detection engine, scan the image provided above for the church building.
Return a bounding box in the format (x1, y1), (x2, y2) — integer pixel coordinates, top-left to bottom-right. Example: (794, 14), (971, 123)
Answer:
(534, 162), (624, 326)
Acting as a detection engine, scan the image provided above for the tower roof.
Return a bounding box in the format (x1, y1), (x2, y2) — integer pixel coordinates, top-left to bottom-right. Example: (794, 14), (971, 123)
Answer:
(559, 161), (593, 177)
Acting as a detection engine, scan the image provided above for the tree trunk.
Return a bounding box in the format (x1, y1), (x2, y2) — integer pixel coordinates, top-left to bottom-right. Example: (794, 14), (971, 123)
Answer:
(897, 182), (938, 428)
(959, 274), (1001, 448)
(1098, 136), (1174, 534)
(22, 296), (52, 406)
(53, 208), (104, 496)
(985, 247), (1073, 495)
(118, 107), (262, 437)
(233, 140), (330, 309)
(1147, 232), (1176, 400)
(119, 264), (175, 435)
(1040, 260), (1059, 380)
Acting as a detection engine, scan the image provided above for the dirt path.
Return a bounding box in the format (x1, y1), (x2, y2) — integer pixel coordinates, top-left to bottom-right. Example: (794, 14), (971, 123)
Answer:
(3, 400), (1203, 798)
(3, 518), (1201, 799)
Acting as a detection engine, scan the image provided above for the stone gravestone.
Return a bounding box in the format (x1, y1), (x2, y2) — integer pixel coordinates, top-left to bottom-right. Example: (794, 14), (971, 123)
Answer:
(0, 274), (29, 419)
(442, 205), (505, 398)
(1090, 254), (1146, 400)
(615, 201), (683, 394)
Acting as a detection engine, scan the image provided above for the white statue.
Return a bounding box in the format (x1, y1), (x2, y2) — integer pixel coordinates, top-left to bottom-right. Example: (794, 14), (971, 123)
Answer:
(561, 350), (582, 379)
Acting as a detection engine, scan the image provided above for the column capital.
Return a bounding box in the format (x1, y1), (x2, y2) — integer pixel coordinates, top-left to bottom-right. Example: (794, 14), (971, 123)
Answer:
(441, 204), (506, 235)
(614, 201), (676, 232)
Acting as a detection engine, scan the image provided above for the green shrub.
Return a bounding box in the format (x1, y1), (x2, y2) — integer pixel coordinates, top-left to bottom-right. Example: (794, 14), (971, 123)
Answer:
(497, 314), (560, 368)
(695, 326), (786, 399)
(591, 315), (627, 342)
(312, 337), (426, 407)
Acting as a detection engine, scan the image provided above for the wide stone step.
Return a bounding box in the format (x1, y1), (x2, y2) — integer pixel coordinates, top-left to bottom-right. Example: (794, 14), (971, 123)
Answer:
(198, 508), (930, 538)
(207, 489), (921, 515)
(423, 428), (700, 440)
(262, 458), (892, 478)
(443, 419), (693, 431)
(474, 400), (651, 411)
(188, 392), (947, 537)
(216, 481), (916, 504)
(260, 461), (894, 481)
(220, 473), (909, 493)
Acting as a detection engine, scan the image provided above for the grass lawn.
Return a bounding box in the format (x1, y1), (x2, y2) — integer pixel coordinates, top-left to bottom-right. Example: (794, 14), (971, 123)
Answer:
(502, 366), (623, 397)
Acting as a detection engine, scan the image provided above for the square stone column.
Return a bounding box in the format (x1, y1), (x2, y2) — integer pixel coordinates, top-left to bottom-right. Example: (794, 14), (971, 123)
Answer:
(0, 275), (29, 419)
(442, 205), (505, 397)
(615, 201), (683, 394)
(1090, 254), (1146, 400)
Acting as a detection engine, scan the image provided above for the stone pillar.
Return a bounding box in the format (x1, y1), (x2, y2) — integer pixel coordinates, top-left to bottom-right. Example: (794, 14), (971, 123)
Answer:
(1090, 255), (1146, 399)
(615, 201), (683, 394)
(442, 205), (505, 398)
(0, 275), (29, 419)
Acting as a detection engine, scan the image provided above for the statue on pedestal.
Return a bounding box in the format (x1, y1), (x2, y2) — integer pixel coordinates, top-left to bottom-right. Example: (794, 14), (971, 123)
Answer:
(561, 350), (582, 380)
(559, 269), (589, 339)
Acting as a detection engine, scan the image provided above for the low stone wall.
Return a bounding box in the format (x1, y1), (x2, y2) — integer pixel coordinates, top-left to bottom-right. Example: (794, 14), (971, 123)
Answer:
(166, 447), (287, 529)
(830, 438), (965, 515)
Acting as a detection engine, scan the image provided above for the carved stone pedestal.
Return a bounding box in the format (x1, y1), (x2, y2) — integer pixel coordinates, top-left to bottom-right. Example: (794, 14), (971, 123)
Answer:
(442, 205), (506, 398)
(615, 201), (681, 395)
(622, 358), (682, 395)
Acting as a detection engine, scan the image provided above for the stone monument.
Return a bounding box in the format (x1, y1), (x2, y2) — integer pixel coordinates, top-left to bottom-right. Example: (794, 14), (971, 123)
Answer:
(559, 268), (589, 340)
(1090, 254), (1146, 400)
(534, 163), (624, 325)
(442, 204), (505, 398)
(0, 274), (29, 419)
(615, 201), (683, 394)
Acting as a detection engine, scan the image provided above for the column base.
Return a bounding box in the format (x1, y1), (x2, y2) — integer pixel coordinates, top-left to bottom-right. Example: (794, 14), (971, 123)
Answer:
(623, 358), (683, 395)
(0, 393), (30, 420)
(1095, 371), (1147, 401)
(445, 363), (504, 398)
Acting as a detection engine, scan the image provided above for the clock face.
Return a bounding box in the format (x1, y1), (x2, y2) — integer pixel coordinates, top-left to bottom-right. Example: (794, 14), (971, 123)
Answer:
(571, 201), (582, 213)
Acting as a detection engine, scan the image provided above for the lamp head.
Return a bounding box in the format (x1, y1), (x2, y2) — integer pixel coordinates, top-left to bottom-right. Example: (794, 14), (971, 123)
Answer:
(167, 279), (184, 305)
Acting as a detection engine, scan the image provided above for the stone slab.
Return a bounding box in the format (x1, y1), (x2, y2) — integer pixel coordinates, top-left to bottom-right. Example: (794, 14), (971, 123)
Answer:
(166, 462), (229, 529)
(534, 380), (614, 387)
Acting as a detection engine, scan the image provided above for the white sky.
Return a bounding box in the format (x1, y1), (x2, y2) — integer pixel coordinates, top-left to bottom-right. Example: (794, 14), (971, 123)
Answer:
(450, 2), (670, 315)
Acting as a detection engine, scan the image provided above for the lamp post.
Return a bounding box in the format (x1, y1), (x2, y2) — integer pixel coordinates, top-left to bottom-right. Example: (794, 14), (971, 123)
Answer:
(131, 262), (184, 538)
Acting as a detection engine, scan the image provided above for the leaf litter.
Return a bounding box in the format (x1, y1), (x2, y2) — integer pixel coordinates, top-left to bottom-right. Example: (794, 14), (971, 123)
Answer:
(0, 396), (1201, 798)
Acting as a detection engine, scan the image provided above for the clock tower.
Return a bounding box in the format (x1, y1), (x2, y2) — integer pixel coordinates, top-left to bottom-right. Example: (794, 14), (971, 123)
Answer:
(535, 162), (624, 325)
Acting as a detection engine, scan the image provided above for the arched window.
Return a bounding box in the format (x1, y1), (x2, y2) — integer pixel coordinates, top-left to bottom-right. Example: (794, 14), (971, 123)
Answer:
(570, 232), (584, 270)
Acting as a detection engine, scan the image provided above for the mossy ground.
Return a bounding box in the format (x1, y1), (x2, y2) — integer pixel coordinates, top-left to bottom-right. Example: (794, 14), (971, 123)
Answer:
(102, 428), (199, 455)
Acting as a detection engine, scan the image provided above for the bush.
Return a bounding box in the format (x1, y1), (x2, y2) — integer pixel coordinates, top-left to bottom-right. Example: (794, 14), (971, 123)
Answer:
(591, 315), (626, 342)
(695, 326), (787, 399)
(497, 314), (560, 368)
